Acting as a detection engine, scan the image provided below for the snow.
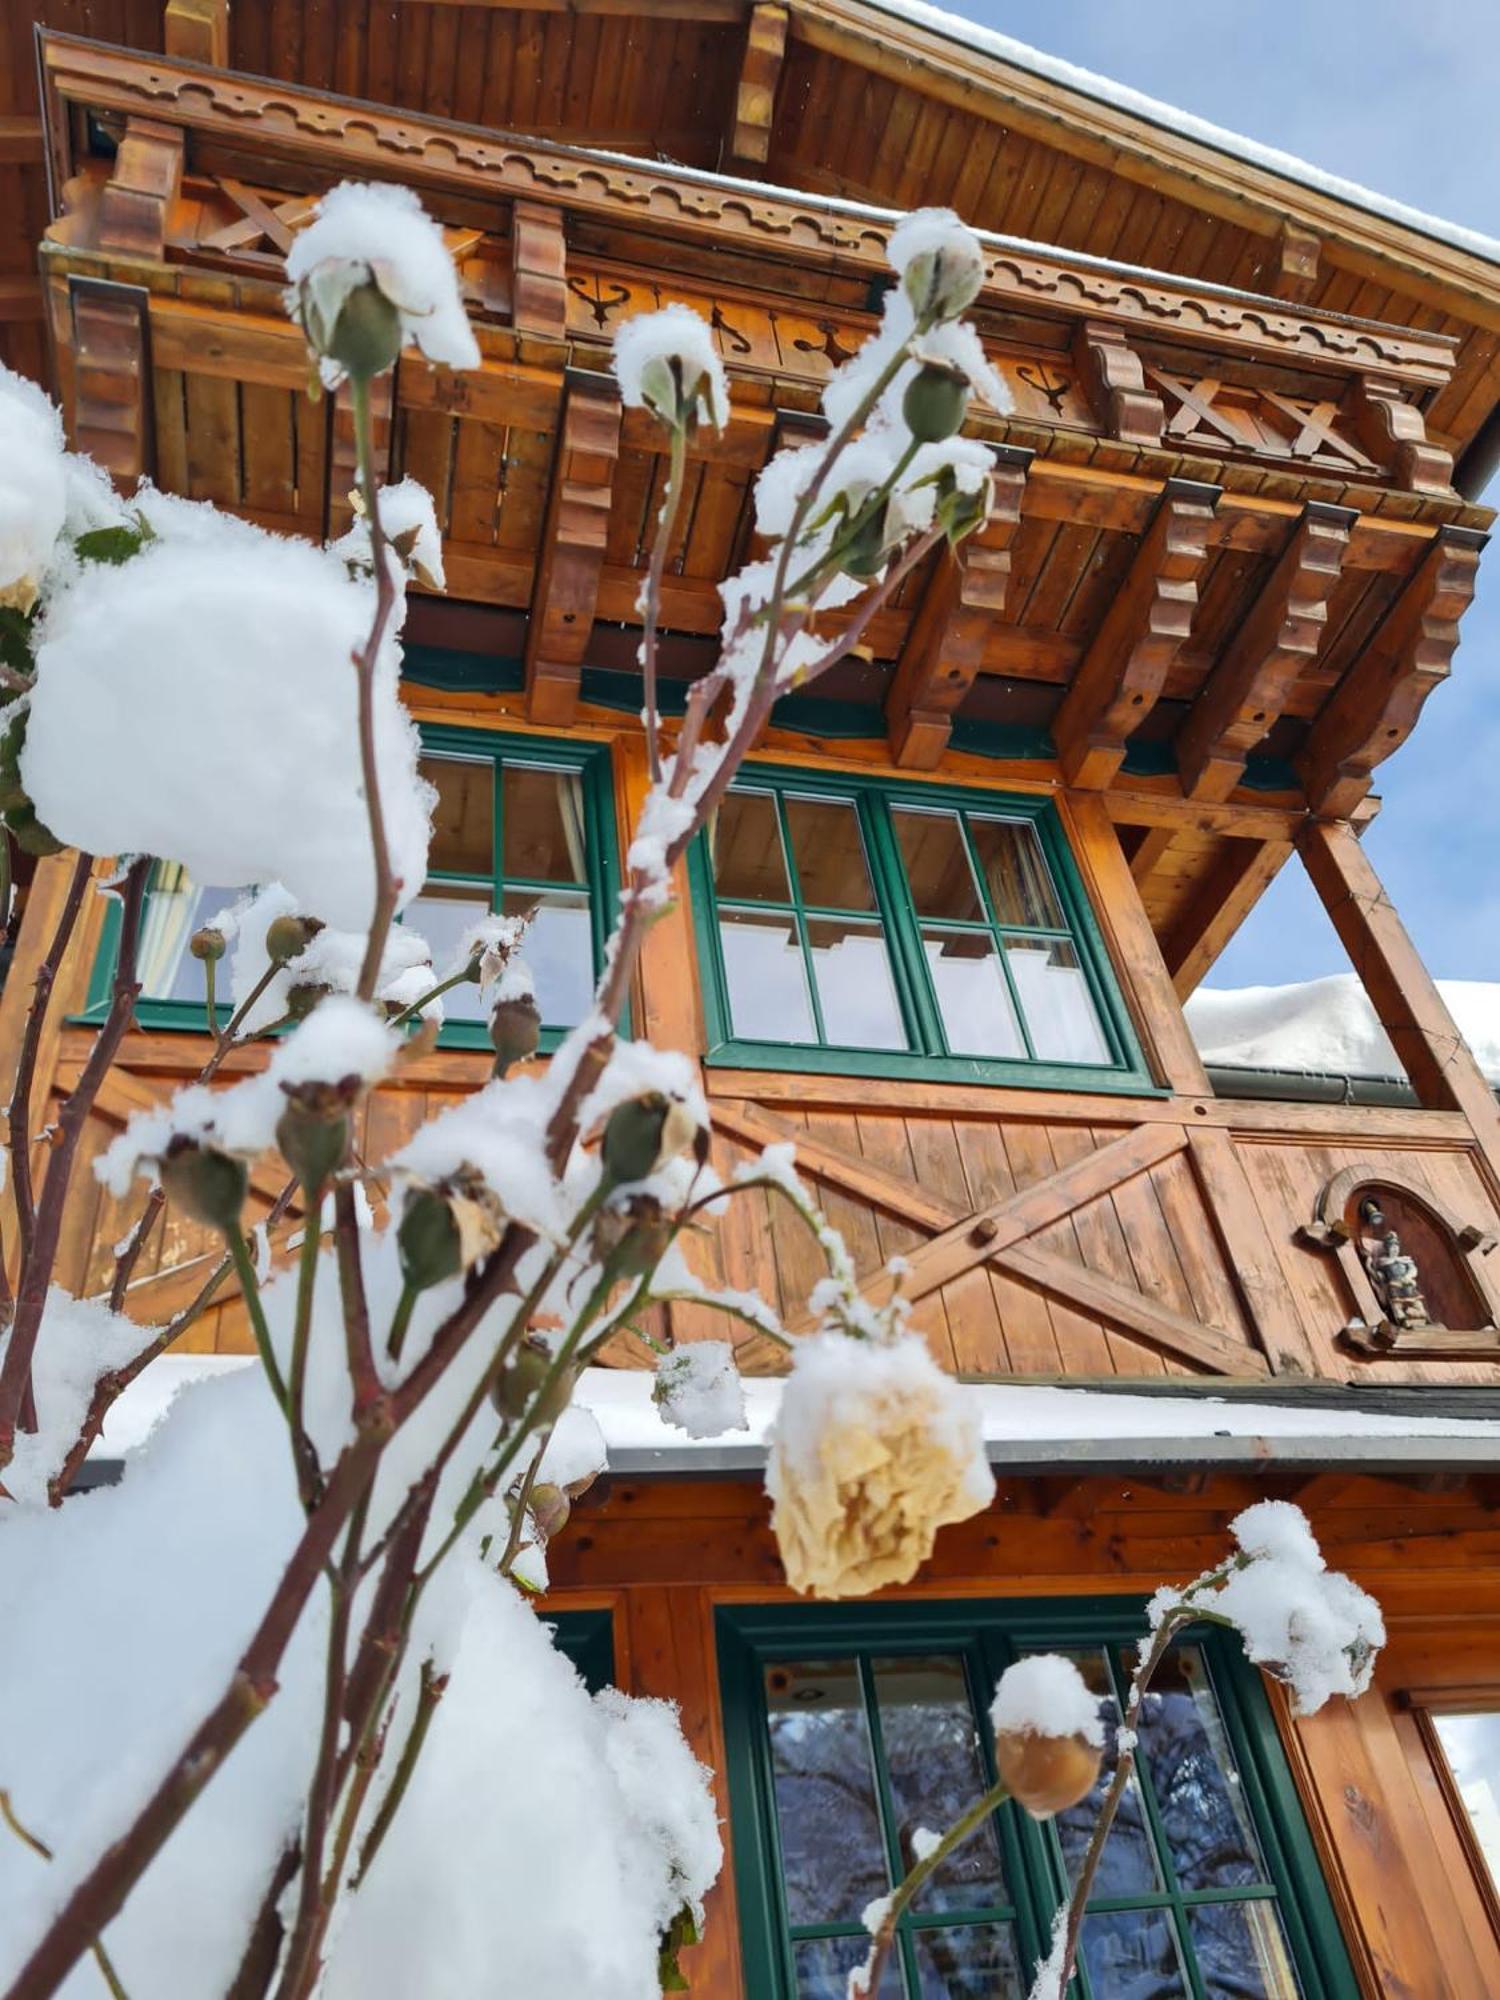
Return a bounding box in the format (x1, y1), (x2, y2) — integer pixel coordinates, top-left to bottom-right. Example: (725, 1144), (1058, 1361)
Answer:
(225, 883), (438, 1033)
(766, 1332), (995, 1597)
(887, 207), (985, 318)
(612, 304), (729, 431)
(1188, 974), (1500, 1086)
(577, 1039), (709, 1150)
(390, 1074), (571, 1244)
(284, 180), (480, 385)
(446, 910), (528, 988)
(860, 0), (1500, 267)
(990, 1654), (1104, 1747)
(0, 363), (67, 608)
(535, 1401), (609, 1495)
(332, 476), (445, 589)
(653, 1341), (749, 1440)
(1026, 1908), (1070, 2000)
(1230, 1498), (1325, 1570)
(23, 524), (434, 932)
(0, 1290), (151, 1506)
(911, 1827), (942, 1862)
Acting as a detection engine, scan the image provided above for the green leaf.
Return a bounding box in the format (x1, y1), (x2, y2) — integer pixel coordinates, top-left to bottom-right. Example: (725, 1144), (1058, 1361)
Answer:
(0, 605), (35, 685)
(73, 523), (148, 567)
(658, 1903), (700, 1992)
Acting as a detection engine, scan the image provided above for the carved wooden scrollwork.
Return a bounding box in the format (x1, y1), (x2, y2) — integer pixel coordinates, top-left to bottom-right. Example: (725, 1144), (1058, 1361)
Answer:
(1298, 1165), (1500, 1356)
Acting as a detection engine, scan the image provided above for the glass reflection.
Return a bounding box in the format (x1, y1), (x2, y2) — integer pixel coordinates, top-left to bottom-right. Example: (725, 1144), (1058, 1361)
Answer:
(720, 908), (817, 1043)
(871, 1657), (1006, 1913)
(1138, 1648), (1267, 1892)
(500, 889), (593, 1027)
(1051, 1650), (1163, 1899)
(138, 865), (240, 1004)
(405, 885), (490, 1023)
(1080, 1905), (1189, 2000)
(1185, 1899), (1302, 1999)
(712, 790), (791, 904)
(766, 1660), (889, 1927)
(911, 1923), (1022, 1998)
(786, 797), (878, 912)
(922, 930), (1025, 1059)
(1431, 1710), (1500, 1892)
(501, 764), (586, 884)
(807, 920), (906, 1049)
(794, 1935), (905, 1999)
(892, 809), (983, 923)
(421, 754), (494, 876)
(1003, 939), (1110, 1066)
(967, 816), (1063, 929)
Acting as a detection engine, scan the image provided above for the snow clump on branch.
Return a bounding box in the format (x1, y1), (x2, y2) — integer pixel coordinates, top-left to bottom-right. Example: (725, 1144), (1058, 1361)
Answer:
(766, 1331), (994, 1597)
(989, 1654), (1105, 1818)
(0, 363), (68, 610)
(653, 1341), (748, 1439)
(285, 179), (480, 387)
(22, 523), (434, 930)
(612, 303), (729, 434)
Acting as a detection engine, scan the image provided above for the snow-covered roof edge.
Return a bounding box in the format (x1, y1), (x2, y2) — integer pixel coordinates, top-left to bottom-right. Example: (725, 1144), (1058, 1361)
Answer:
(89, 1357), (1500, 1482)
(858, 0), (1500, 269)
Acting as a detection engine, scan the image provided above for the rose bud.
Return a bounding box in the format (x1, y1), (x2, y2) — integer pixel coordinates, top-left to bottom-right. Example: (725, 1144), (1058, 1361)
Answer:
(397, 1185), (463, 1293)
(160, 1135), (249, 1234)
(488, 990), (541, 1077)
(492, 1333), (575, 1425)
(265, 913), (322, 966)
(601, 1091), (704, 1185)
(902, 356), (971, 444)
(275, 1078), (356, 1194)
(189, 926), (227, 964)
(989, 1655), (1105, 1819)
(285, 978), (332, 1023)
(528, 1481), (571, 1543)
(593, 1192), (673, 1278)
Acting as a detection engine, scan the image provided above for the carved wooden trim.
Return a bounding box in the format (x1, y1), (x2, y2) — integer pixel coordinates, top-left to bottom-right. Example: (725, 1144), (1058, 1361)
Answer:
(1297, 524), (1486, 817)
(512, 200), (567, 340)
(1297, 1164), (1500, 1357)
(97, 116), (183, 259)
(163, 0), (229, 66)
(525, 369), (623, 725)
(67, 275), (154, 484)
(1345, 374), (1455, 496)
(1053, 477), (1220, 789)
(1176, 500), (1356, 803)
(885, 446), (1030, 769)
(728, 2), (788, 168)
(35, 33), (1459, 390)
(1073, 320), (1164, 446)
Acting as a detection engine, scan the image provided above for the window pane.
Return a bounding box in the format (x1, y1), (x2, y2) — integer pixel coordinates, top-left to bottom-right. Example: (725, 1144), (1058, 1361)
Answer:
(766, 1660), (890, 1927)
(502, 764), (585, 885)
(713, 790), (791, 904)
(1186, 1900), (1302, 2000)
(423, 754), (494, 877)
(793, 1936), (905, 1999)
(720, 909), (817, 1043)
(892, 809), (984, 923)
(1139, 1646), (1269, 1892)
(922, 930), (1025, 1059)
(786, 797), (877, 913)
(911, 1923), (1022, 1998)
(1080, 1906), (1189, 2000)
(967, 817), (1064, 929)
(405, 885), (491, 1024)
(808, 919), (906, 1051)
(501, 889), (593, 1028)
(138, 866), (239, 1003)
(871, 1657), (1006, 1914)
(1050, 1650), (1163, 1900)
(1004, 940), (1111, 1066)
(1432, 1711), (1500, 1892)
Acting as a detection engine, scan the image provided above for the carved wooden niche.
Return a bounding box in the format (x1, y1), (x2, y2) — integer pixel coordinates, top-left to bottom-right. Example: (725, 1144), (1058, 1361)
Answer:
(1299, 1165), (1500, 1356)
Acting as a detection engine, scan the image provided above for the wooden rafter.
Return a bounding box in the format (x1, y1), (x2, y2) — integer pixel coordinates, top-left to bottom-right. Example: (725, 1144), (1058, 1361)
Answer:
(1297, 525), (1485, 817)
(525, 368), (623, 725)
(727, 3), (788, 168)
(1161, 835), (1294, 1000)
(512, 201), (567, 339)
(1052, 477), (1220, 789)
(885, 447), (1029, 769)
(163, 0), (228, 65)
(1175, 500), (1356, 803)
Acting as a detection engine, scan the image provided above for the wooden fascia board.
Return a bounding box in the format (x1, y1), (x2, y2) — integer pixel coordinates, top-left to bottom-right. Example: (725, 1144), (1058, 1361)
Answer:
(1176, 500), (1357, 803)
(1296, 524), (1487, 818)
(1052, 476), (1220, 789)
(33, 33), (1459, 395)
(788, 0), (1500, 330)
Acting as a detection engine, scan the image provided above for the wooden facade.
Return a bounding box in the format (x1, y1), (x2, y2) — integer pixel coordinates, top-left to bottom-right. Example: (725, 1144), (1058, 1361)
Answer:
(4, 4), (1500, 1995)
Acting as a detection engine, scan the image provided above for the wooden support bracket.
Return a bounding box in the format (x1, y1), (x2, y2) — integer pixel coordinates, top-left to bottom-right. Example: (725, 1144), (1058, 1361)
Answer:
(512, 200), (567, 340)
(727, 2), (788, 167)
(525, 368), (623, 725)
(1052, 477), (1220, 789)
(885, 446), (1031, 769)
(97, 116), (183, 259)
(1260, 221), (1321, 303)
(1176, 499), (1356, 803)
(1297, 524), (1485, 818)
(1161, 835), (1294, 1000)
(1073, 320), (1164, 447)
(164, 0), (230, 66)
(67, 276), (154, 484)
(1344, 374), (1454, 497)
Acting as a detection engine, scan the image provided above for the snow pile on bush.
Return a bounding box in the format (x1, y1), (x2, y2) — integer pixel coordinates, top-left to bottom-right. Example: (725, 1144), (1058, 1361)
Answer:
(653, 1341), (748, 1439)
(22, 519), (433, 930)
(0, 1291), (147, 1506)
(0, 363), (68, 607)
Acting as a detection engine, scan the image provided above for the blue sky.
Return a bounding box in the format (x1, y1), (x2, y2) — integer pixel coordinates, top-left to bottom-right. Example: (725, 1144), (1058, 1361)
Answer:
(940, 1), (1500, 988)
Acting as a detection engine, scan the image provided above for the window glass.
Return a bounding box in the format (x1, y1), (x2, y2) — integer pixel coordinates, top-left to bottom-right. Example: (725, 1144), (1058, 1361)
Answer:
(1431, 1710), (1500, 1892)
(871, 1657), (1007, 1913)
(786, 797), (878, 912)
(720, 908), (818, 1043)
(1004, 940), (1110, 1067)
(794, 1936), (905, 1999)
(136, 863), (239, 1004)
(807, 919), (906, 1050)
(921, 931), (1025, 1060)
(712, 790), (791, 904)
(1052, 1649), (1163, 1898)
(910, 1925), (1022, 1998)
(423, 754), (494, 877)
(967, 816), (1064, 930)
(892, 808), (984, 924)
(766, 1660), (889, 1927)
(501, 763), (587, 885)
(1080, 1907), (1190, 1999)
(501, 889), (594, 1029)
(405, 883), (492, 1024)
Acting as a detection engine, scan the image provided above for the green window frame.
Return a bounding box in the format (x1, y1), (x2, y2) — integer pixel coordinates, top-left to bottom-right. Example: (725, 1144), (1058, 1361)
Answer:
(687, 768), (1154, 1094)
(81, 727), (621, 1054)
(717, 1597), (1357, 2000)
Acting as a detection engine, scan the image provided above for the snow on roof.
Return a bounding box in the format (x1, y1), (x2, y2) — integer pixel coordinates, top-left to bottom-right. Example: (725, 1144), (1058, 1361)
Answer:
(862, 0), (1500, 268)
(1187, 974), (1500, 1086)
(94, 1355), (1500, 1480)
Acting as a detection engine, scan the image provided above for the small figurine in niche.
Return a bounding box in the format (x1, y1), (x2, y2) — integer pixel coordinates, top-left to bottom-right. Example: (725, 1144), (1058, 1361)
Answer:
(1360, 1196), (1432, 1330)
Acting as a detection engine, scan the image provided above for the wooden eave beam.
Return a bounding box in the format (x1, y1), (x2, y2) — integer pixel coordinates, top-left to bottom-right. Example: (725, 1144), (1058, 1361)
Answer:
(1052, 477), (1220, 790)
(885, 446), (1030, 769)
(727, 3), (789, 168)
(524, 368), (623, 726)
(163, 0), (229, 66)
(1296, 524), (1486, 818)
(1161, 836), (1294, 1000)
(34, 34), (1459, 394)
(1175, 500), (1356, 804)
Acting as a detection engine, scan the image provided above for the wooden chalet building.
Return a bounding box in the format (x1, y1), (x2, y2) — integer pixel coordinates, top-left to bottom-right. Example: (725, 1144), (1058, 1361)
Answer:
(5, 2), (1500, 1994)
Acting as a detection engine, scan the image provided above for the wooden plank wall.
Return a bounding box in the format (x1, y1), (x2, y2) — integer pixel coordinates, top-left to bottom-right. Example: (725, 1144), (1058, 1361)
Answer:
(546, 1471), (1500, 2000)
